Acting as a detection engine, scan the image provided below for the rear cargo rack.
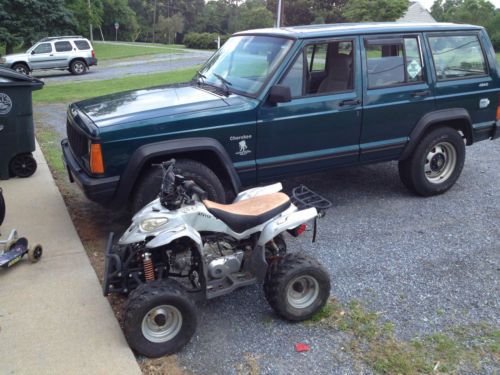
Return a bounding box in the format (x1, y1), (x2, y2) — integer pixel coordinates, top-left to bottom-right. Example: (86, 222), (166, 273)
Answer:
(291, 185), (332, 214)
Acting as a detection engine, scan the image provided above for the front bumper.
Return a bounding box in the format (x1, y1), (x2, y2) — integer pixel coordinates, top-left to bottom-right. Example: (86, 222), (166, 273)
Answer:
(61, 139), (119, 205)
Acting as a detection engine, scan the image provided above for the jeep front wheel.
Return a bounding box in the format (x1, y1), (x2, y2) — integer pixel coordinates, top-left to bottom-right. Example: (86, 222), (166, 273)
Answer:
(12, 63), (29, 75)
(131, 159), (226, 212)
(398, 127), (465, 196)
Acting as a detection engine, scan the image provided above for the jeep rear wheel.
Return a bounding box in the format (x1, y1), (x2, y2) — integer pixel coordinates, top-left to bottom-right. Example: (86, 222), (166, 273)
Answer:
(398, 127), (465, 196)
(131, 159), (226, 213)
(12, 63), (29, 75)
(70, 60), (87, 75)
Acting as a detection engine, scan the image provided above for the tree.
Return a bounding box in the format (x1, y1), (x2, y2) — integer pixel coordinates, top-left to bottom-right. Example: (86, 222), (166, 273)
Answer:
(65, 0), (103, 37)
(101, 0), (139, 41)
(0, 0), (77, 54)
(343, 0), (409, 21)
(157, 14), (184, 44)
(228, 0), (274, 32)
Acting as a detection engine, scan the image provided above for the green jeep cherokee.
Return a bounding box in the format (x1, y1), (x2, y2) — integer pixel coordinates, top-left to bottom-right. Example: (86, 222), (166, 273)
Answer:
(62, 22), (499, 211)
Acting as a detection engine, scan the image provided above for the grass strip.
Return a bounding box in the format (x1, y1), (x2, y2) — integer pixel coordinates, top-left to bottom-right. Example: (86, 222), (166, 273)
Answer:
(33, 67), (199, 103)
(92, 42), (185, 61)
(308, 299), (500, 374)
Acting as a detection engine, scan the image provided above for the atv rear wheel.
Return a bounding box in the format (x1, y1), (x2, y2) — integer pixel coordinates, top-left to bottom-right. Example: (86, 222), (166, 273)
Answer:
(264, 253), (330, 321)
(123, 279), (197, 357)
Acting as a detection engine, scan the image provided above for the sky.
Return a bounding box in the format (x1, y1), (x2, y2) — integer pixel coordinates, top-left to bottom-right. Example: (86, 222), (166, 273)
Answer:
(416, 0), (500, 9)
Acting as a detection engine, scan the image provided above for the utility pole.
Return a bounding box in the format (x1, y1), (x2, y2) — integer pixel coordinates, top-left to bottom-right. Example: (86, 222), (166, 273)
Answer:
(152, 0), (157, 43)
(88, 0), (93, 41)
(276, 0), (283, 28)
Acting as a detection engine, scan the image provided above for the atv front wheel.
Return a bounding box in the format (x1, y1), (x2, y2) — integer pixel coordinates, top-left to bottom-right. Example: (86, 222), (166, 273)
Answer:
(123, 279), (197, 357)
(264, 253), (330, 321)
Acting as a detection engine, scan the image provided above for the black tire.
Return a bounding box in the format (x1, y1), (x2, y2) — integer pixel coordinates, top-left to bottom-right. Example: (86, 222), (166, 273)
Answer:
(70, 60), (87, 75)
(131, 159), (226, 213)
(264, 253), (330, 321)
(0, 188), (5, 227)
(123, 279), (197, 357)
(398, 127), (465, 196)
(12, 63), (29, 75)
(9, 153), (37, 178)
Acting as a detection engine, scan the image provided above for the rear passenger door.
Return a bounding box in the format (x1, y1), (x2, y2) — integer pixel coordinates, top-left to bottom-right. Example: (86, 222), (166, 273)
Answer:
(257, 37), (362, 180)
(53, 41), (74, 68)
(426, 31), (497, 141)
(361, 34), (434, 162)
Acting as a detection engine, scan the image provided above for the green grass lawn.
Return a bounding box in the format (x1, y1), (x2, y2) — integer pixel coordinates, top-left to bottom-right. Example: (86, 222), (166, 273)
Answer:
(33, 67), (198, 103)
(92, 42), (184, 61)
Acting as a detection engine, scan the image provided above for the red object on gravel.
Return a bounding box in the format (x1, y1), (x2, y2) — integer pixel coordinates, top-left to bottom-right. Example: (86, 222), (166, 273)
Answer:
(295, 343), (310, 352)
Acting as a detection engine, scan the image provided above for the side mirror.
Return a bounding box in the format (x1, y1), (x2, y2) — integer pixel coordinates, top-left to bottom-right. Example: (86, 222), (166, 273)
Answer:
(268, 85), (291, 105)
(31, 51), (35, 55)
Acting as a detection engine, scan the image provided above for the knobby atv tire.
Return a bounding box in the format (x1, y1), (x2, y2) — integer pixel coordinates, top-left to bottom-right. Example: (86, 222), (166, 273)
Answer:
(123, 279), (197, 357)
(398, 127), (465, 196)
(264, 253), (330, 321)
(131, 159), (226, 213)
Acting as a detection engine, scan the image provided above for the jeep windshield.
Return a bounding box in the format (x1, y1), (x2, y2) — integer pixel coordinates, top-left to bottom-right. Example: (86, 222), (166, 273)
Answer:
(196, 35), (294, 96)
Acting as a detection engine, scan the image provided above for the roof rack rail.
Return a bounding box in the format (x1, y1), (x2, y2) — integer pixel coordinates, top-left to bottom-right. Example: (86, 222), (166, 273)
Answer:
(39, 35), (83, 42)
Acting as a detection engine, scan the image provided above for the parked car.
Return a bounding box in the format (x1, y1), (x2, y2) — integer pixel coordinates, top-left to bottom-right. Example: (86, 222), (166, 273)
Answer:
(0, 36), (97, 76)
(62, 23), (499, 212)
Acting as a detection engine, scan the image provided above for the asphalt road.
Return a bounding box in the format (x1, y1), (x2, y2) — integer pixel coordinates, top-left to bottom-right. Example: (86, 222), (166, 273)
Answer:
(31, 49), (213, 84)
(34, 97), (500, 374)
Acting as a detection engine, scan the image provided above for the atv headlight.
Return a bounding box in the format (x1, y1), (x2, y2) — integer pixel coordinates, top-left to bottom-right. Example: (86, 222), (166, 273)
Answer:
(139, 217), (168, 232)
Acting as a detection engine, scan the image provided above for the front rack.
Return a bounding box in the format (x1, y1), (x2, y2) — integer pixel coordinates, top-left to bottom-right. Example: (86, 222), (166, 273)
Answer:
(291, 185), (332, 214)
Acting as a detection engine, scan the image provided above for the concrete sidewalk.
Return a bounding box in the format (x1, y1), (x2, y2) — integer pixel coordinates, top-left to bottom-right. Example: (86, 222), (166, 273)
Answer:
(0, 146), (141, 374)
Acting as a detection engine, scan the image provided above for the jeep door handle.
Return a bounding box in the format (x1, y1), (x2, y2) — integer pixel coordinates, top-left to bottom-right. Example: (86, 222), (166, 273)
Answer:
(411, 90), (430, 97)
(339, 99), (361, 107)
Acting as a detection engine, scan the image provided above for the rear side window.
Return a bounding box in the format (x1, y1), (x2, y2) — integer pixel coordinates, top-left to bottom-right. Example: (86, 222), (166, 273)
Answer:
(55, 41), (72, 52)
(74, 40), (91, 50)
(365, 37), (424, 88)
(428, 34), (487, 80)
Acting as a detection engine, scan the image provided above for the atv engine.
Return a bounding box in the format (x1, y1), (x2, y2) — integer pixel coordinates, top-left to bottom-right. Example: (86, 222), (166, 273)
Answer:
(204, 238), (243, 280)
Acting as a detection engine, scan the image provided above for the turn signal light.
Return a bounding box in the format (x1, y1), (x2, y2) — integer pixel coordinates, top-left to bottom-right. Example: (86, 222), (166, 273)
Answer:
(496, 96), (500, 121)
(90, 143), (105, 174)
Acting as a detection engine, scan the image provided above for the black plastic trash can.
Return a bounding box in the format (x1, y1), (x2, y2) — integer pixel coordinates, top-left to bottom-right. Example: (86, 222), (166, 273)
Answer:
(0, 67), (43, 180)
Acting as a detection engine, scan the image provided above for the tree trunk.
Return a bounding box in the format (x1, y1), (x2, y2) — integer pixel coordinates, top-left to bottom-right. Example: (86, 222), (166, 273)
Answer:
(6, 43), (14, 55)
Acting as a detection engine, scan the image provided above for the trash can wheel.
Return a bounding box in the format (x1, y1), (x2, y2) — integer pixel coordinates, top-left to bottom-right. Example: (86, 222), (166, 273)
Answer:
(9, 153), (37, 178)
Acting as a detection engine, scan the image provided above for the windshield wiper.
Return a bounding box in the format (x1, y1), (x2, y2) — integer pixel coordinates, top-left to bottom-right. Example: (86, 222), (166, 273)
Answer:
(195, 70), (206, 85)
(213, 73), (232, 95)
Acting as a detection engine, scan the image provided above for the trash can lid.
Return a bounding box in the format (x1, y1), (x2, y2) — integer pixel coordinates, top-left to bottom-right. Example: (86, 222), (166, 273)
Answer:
(0, 67), (44, 90)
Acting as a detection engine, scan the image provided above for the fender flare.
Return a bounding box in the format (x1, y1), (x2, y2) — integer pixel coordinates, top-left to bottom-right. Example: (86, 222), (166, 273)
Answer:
(113, 137), (241, 206)
(400, 108), (473, 160)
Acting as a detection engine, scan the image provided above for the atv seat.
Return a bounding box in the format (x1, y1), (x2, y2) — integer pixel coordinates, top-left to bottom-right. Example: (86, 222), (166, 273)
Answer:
(203, 193), (291, 233)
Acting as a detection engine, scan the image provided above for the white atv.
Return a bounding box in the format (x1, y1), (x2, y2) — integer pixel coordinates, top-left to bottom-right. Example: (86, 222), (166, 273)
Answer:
(103, 160), (332, 357)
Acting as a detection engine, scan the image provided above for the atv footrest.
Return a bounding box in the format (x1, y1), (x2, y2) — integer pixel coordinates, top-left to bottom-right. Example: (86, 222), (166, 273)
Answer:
(291, 185), (332, 213)
(206, 273), (256, 299)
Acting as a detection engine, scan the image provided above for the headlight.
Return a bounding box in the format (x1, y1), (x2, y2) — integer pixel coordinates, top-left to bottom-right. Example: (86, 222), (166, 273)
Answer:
(139, 217), (168, 232)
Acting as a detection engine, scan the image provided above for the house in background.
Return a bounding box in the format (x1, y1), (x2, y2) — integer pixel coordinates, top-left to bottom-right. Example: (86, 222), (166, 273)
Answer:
(397, 1), (437, 23)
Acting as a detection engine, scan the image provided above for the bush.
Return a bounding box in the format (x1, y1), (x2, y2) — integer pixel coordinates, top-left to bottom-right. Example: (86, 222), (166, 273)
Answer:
(183, 33), (229, 49)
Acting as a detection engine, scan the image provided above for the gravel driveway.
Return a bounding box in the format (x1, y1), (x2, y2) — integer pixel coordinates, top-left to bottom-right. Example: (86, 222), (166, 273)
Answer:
(35, 101), (499, 374)
(31, 49), (212, 84)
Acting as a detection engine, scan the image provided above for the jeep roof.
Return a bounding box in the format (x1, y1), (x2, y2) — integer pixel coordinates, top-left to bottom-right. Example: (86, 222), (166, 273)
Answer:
(235, 22), (483, 39)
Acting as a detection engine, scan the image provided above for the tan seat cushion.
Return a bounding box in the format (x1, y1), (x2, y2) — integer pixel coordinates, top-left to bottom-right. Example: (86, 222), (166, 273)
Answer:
(203, 192), (290, 217)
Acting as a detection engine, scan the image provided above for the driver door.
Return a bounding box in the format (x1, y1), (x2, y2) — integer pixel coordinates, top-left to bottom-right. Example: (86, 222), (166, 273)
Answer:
(256, 37), (362, 180)
(28, 42), (54, 69)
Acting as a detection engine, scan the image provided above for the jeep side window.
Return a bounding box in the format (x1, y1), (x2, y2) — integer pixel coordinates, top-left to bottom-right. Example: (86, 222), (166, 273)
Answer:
(428, 34), (487, 80)
(365, 37), (423, 88)
(33, 43), (52, 54)
(280, 40), (354, 97)
(55, 41), (73, 52)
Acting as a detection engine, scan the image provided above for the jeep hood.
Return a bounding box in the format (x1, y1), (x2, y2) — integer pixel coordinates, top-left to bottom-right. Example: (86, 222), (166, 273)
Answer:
(74, 85), (229, 127)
